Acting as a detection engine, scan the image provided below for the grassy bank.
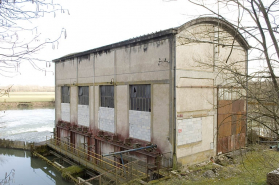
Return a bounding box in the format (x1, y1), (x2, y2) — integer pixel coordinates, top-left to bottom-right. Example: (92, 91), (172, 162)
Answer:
(0, 92), (55, 102)
(156, 145), (278, 185)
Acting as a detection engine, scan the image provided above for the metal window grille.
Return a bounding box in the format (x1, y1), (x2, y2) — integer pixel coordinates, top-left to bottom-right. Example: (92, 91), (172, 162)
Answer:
(78, 86), (89, 105)
(100, 86), (114, 108)
(130, 85), (151, 112)
(61, 86), (70, 103)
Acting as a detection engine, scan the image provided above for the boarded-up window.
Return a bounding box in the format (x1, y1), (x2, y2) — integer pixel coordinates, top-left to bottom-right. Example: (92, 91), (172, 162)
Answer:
(78, 86), (89, 105)
(130, 85), (151, 112)
(61, 86), (70, 103)
(100, 86), (114, 108)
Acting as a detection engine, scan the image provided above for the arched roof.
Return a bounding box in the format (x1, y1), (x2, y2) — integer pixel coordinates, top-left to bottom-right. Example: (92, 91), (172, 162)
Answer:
(177, 17), (250, 50)
(53, 17), (249, 62)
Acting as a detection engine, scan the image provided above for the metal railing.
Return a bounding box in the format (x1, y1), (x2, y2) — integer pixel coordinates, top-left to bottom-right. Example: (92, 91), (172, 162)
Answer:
(46, 136), (147, 184)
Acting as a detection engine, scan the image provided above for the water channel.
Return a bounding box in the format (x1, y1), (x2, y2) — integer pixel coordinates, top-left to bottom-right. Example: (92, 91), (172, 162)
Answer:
(0, 108), (74, 185)
(0, 148), (74, 185)
(0, 108), (54, 142)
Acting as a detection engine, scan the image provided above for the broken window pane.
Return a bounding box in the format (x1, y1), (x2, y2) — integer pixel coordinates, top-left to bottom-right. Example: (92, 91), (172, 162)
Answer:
(129, 85), (151, 112)
(78, 86), (89, 105)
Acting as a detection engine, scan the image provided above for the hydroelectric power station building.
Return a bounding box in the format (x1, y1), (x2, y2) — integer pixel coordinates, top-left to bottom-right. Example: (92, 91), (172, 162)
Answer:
(53, 17), (249, 168)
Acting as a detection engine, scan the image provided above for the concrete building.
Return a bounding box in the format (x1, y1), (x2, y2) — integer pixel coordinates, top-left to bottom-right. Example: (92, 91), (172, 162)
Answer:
(53, 17), (249, 168)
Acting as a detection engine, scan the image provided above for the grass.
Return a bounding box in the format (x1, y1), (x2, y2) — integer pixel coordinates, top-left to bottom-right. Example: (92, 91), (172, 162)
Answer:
(157, 145), (279, 185)
(0, 92), (55, 102)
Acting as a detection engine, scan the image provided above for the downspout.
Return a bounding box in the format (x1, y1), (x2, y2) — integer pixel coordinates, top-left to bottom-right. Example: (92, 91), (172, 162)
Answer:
(77, 58), (79, 85)
(245, 49), (248, 146)
(172, 34), (177, 169)
(55, 61), (57, 140)
(216, 86), (219, 155)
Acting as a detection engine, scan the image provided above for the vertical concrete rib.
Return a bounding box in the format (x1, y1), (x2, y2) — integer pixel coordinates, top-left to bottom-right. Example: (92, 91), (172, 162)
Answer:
(114, 50), (117, 135)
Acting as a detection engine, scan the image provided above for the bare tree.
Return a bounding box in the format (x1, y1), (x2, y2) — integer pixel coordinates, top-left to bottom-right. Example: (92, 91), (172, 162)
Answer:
(179, 0), (279, 141)
(167, 1), (279, 183)
(0, 0), (68, 79)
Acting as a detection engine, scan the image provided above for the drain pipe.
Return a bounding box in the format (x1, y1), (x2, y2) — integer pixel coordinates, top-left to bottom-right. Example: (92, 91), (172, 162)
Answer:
(171, 35), (177, 169)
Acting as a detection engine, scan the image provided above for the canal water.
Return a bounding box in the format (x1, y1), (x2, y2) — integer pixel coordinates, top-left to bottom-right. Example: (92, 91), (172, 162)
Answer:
(0, 148), (74, 185)
(0, 108), (73, 185)
(0, 108), (54, 142)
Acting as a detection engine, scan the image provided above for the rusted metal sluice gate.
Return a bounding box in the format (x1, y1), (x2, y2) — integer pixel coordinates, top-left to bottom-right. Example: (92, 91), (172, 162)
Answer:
(45, 136), (162, 184)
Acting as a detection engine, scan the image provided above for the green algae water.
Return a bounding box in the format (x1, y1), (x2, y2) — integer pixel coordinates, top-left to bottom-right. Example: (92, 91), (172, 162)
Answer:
(0, 148), (74, 185)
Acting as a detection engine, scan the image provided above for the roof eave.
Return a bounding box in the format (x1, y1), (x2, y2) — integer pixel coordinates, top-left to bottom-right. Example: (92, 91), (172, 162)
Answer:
(53, 28), (177, 62)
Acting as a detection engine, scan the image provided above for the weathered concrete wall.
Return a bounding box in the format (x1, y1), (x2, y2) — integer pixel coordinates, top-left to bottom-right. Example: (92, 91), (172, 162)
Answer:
(116, 85), (129, 139)
(175, 23), (246, 165)
(176, 24), (214, 72)
(177, 116), (214, 160)
(101, 141), (115, 155)
(60, 129), (69, 142)
(56, 58), (77, 85)
(94, 86), (99, 133)
(177, 118), (202, 146)
(55, 86), (61, 124)
(114, 40), (170, 82)
(75, 134), (85, 149)
(175, 24), (216, 164)
(0, 139), (32, 150)
(77, 56), (94, 84)
(89, 86), (94, 130)
(70, 86), (78, 124)
(78, 105), (89, 127)
(152, 84), (171, 155)
(61, 103), (70, 122)
(129, 110), (151, 142)
(99, 107), (115, 133)
(176, 78), (214, 112)
(55, 35), (172, 160)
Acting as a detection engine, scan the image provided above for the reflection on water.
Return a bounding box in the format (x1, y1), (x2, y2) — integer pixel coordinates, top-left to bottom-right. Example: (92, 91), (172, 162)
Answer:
(0, 148), (74, 185)
(0, 108), (54, 142)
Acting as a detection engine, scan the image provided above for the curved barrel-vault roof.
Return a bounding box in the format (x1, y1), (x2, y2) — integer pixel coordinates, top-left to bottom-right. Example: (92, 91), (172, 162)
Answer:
(53, 17), (249, 62)
(177, 17), (250, 50)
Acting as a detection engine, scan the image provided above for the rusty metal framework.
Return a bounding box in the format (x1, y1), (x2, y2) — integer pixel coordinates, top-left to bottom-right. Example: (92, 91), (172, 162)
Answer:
(46, 136), (163, 184)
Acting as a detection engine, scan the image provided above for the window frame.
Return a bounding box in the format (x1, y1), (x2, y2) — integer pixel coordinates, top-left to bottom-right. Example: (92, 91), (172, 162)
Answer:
(61, 86), (70, 103)
(78, 86), (89, 105)
(129, 84), (151, 112)
(100, 85), (114, 108)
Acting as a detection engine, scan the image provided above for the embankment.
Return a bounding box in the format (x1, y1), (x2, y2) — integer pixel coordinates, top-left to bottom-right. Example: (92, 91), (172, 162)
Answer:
(0, 92), (55, 109)
(0, 101), (55, 109)
(0, 138), (33, 150)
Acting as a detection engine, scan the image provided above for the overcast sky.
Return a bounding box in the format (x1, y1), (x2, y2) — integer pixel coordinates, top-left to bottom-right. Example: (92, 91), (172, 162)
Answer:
(2, 0), (211, 86)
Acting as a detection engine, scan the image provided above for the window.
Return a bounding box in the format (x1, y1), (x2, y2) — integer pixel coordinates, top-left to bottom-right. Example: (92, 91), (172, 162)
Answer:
(130, 85), (151, 112)
(100, 86), (114, 108)
(78, 86), (89, 105)
(61, 86), (70, 103)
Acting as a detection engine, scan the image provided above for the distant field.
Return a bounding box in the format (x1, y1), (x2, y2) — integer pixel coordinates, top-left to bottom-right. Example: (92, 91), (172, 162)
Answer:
(0, 92), (55, 102)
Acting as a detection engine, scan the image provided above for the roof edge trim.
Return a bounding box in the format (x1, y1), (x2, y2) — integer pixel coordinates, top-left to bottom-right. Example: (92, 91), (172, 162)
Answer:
(53, 28), (177, 62)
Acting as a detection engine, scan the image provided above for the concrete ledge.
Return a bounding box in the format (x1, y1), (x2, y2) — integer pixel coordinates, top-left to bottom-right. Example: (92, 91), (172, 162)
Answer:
(0, 138), (32, 150)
